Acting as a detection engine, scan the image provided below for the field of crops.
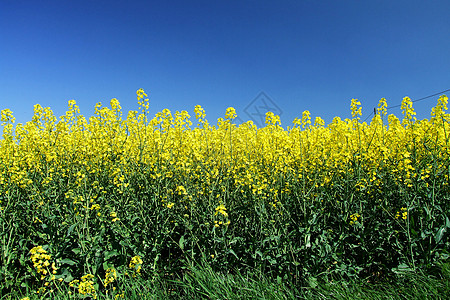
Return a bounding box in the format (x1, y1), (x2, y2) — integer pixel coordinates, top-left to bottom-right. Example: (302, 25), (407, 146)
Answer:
(1, 90), (449, 298)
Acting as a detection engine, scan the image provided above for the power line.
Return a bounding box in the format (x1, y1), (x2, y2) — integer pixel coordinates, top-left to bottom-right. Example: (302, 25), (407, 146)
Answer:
(386, 88), (450, 110)
(362, 88), (450, 123)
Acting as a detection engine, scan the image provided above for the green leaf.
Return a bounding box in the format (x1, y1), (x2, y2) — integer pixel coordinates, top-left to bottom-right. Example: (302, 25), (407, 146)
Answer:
(67, 223), (77, 236)
(308, 276), (318, 288)
(72, 248), (81, 254)
(104, 250), (119, 260)
(392, 263), (414, 274)
(305, 234), (311, 248)
(228, 249), (239, 260)
(179, 235), (185, 250)
(64, 273), (74, 283)
(60, 258), (77, 266)
(435, 226), (447, 244)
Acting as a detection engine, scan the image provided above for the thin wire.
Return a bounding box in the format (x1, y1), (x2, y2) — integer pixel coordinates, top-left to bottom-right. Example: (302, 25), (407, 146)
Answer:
(362, 88), (450, 123)
(363, 111), (374, 123)
(386, 88), (450, 110)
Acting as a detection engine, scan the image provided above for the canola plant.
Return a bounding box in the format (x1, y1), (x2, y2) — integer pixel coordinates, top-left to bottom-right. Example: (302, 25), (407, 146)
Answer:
(0, 90), (449, 297)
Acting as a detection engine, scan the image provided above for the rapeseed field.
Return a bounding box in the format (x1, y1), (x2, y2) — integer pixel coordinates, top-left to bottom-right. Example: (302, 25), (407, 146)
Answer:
(0, 90), (449, 298)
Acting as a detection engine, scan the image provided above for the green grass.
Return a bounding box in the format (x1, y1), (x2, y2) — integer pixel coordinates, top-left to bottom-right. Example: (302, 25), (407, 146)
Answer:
(5, 262), (449, 300)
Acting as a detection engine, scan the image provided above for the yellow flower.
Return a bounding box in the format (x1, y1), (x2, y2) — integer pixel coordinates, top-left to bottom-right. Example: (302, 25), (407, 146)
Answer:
(69, 279), (79, 287)
(194, 105), (206, 120)
(1, 109), (15, 124)
(377, 98), (388, 116)
(395, 207), (408, 220)
(349, 213), (361, 225)
(129, 255), (143, 276)
(110, 211), (120, 222)
(136, 88), (148, 100)
(350, 99), (362, 118)
(265, 111), (281, 126)
(105, 268), (117, 287)
(301, 110), (311, 128)
(29, 246), (55, 279)
(401, 96), (416, 124)
(215, 204), (228, 218)
(78, 274), (96, 298)
(225, 107), (237, 120)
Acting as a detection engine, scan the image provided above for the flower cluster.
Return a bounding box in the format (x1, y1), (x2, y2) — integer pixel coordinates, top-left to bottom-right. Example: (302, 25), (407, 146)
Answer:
(214, 204), (230, 227)
(28, 246), (59, 295)
(350, 99), (362, 118)
(349, 213), (361, 226)
(401, 96), (416, 125)
(69, 274), (97, 299)
(395, 207), (408, 220)
(215, 204), (228, 217)
(104, 268), (117, 288)
(225, 107), (237, 121)
(128, 255), (143, 277)
(377, 98), (388, 116)
(29, 246), (57, 280)
(110, 211), (120, 223)
(79, 274), (96, 298)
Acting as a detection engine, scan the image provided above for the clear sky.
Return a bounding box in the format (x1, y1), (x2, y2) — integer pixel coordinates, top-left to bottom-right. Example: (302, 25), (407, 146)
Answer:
(1, 0), (450, 128)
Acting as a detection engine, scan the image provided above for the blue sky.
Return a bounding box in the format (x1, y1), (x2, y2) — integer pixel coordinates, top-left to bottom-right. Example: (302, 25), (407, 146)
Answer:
(1, 0), (450, 128)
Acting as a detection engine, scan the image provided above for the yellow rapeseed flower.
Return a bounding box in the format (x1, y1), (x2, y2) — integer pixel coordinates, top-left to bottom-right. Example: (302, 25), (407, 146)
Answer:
(395, 207), (408, 220)
(215, 204), (228, 218)
(129, 255), (143, 276)
(350, 99), (362, 118)
(104, 268), (117, 288)
(349, 213), (361, 225)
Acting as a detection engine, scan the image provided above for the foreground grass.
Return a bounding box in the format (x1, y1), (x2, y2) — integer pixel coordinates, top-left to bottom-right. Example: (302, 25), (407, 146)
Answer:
(6, 263), (450, 300)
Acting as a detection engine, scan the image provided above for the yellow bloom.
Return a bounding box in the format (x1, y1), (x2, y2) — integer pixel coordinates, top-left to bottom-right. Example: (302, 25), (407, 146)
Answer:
(350, 99), (362, 118)
(301, 110), (311, 128)
(105, 268), (117, 287)
(69, 279), (79, 287)
(129, 255), (143, 276)
(401, 96), (416, 124)
(377, 98), (388, 116)
(225, 107), (237, 120)
(1, 109), (15, 124)
(215, 204), (228, 217)
(395, 207), (408, 220)
(136, 88), (148, 100)
(349, 213), (361, 225)
(78, 274), (96, 298)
